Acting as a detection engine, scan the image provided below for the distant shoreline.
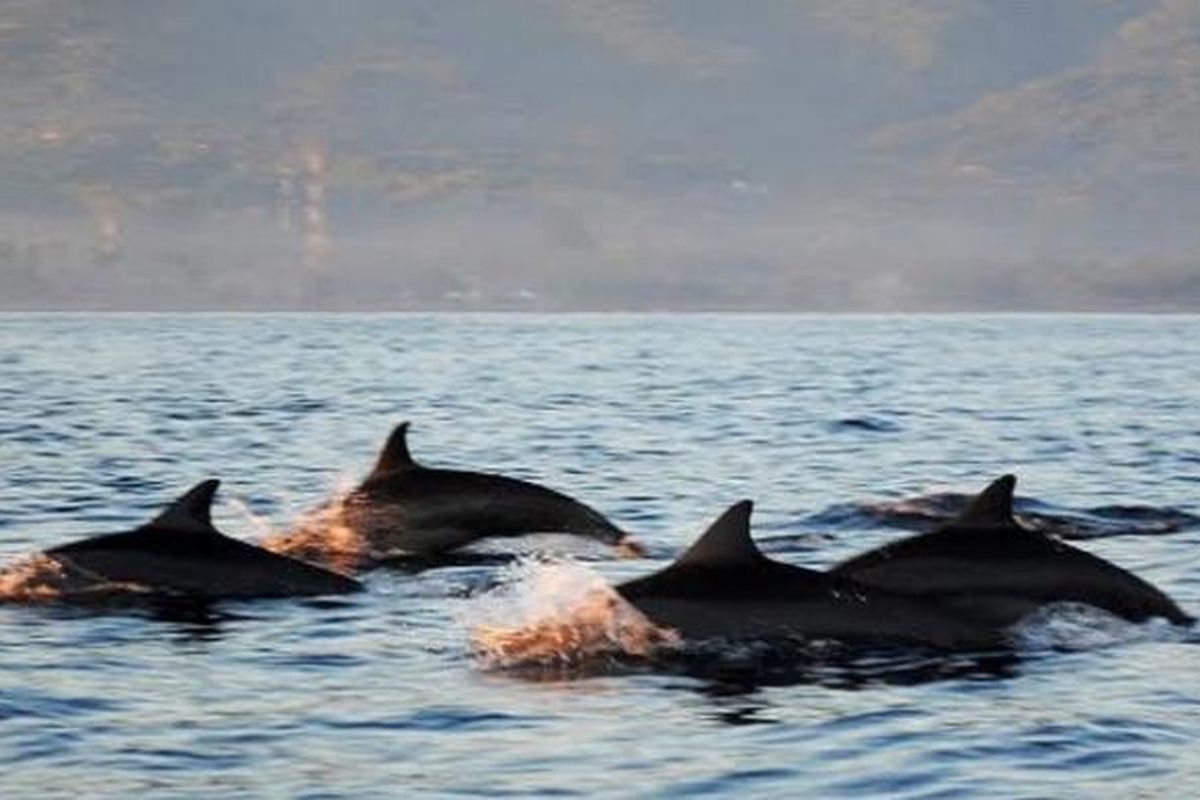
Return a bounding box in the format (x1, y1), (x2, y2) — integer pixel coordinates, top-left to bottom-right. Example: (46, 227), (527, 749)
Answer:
(1, 309), (1197, 317)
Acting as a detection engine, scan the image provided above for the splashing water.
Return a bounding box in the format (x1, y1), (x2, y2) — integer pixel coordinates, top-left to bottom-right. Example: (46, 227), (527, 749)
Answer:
(464, 559), (680, 668)
(0, 554), (71, 602)
(224, 495), (278, 541)
(259, 500), (366, 573)
(0, 554), (153, 602)
(256, 480), (367, 573)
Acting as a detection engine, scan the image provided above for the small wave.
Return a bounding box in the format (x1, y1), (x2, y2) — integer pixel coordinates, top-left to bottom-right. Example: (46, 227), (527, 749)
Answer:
(1013, 602), (1188, 652)
(1082, 504), (1200, 535)
(808, 491), (1200, 539)
(829, 416), (902, 433)
(463, 559), (680, 668)
(1018, 502), (1200, 539)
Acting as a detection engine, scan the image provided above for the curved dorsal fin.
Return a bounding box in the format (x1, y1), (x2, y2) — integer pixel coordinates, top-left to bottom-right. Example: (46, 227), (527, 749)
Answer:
(371, 421), (418, 475)
(954, 474), (1017, 527)
(148, 479), (220, 532)
(676, 500), (763, 567)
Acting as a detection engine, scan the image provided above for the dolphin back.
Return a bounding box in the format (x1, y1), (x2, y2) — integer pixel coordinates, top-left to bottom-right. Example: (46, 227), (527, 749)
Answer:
(832, 475), (1193, 626)
(47, 480), (362, 599)
(345, 422), (628, 554)
(618, 501), (1005, 650)
(354, 468), (627, 549)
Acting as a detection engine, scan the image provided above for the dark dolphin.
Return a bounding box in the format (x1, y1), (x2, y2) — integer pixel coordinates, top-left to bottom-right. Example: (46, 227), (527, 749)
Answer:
(332, 422), (634, 557)
(43, 480), (361, 599)
(831, 475), (1193, 627)
(617, 501), (1003, 650)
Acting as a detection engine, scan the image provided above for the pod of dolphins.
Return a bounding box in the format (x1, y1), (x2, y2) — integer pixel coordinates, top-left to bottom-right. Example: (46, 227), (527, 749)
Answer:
(4, 422), (1193, 654)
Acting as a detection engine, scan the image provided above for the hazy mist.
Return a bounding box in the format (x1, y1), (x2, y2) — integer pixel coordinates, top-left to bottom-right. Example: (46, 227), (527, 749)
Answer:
(1, 0), (1197, 310)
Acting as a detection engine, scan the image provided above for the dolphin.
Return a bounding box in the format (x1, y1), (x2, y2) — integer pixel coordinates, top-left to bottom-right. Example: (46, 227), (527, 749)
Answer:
(831, 475), (1193, 627)
(324, 422), (635, 557)
(40, 480), (362, 599)
(616, 501), (1003, 650)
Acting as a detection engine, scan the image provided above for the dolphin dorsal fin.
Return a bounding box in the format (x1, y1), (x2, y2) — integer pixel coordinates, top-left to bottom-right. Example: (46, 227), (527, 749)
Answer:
(677, 500), (763, 567)
(954, 474), (1017, 527)
(149, 479), (220, 532)
(371, 422), (418, 475)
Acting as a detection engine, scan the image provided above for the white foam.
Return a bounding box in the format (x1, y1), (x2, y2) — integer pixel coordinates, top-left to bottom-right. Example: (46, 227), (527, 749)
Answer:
(1013, 602), (1188, 651)
(461, 558), (680, 668)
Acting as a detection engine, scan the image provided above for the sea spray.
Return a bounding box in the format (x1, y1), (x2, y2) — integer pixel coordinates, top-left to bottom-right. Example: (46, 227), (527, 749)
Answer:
(256, 476), (367, 573)
(224, 495), (277, 541)
(464, 558), (680, 668)
(0, 553), (152, 602)
(0, 554), (70, 601)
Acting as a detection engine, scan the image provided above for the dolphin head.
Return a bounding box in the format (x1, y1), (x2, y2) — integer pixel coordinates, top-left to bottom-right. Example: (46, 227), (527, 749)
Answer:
(502, 483), (635, 550)
(563, 500), (635, 549)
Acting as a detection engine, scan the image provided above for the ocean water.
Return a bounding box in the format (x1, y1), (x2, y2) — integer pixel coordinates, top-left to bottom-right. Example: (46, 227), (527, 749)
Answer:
(1, 312), (1199, 798)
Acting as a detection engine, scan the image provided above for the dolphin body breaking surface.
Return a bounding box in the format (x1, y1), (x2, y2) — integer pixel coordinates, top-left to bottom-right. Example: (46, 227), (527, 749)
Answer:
(831, 475), (1193, 627)
(616, 501), (1004, 650)
(39, 480), (362, 599)
(328, 422), (633, 557)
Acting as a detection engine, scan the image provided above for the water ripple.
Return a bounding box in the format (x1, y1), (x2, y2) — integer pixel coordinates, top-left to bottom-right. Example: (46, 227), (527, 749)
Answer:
(2, 313), (1199, 797)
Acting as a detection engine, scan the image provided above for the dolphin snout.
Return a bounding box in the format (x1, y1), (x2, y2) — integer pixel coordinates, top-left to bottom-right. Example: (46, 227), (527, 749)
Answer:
(586, 518), (647, 558)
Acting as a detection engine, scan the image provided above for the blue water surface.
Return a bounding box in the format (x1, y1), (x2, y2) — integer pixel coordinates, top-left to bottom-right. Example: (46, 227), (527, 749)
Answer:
(1, 313), (1199, 798)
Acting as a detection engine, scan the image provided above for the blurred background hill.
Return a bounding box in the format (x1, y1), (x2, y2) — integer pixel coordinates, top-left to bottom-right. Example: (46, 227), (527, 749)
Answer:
(1, 0), (1197, 310)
